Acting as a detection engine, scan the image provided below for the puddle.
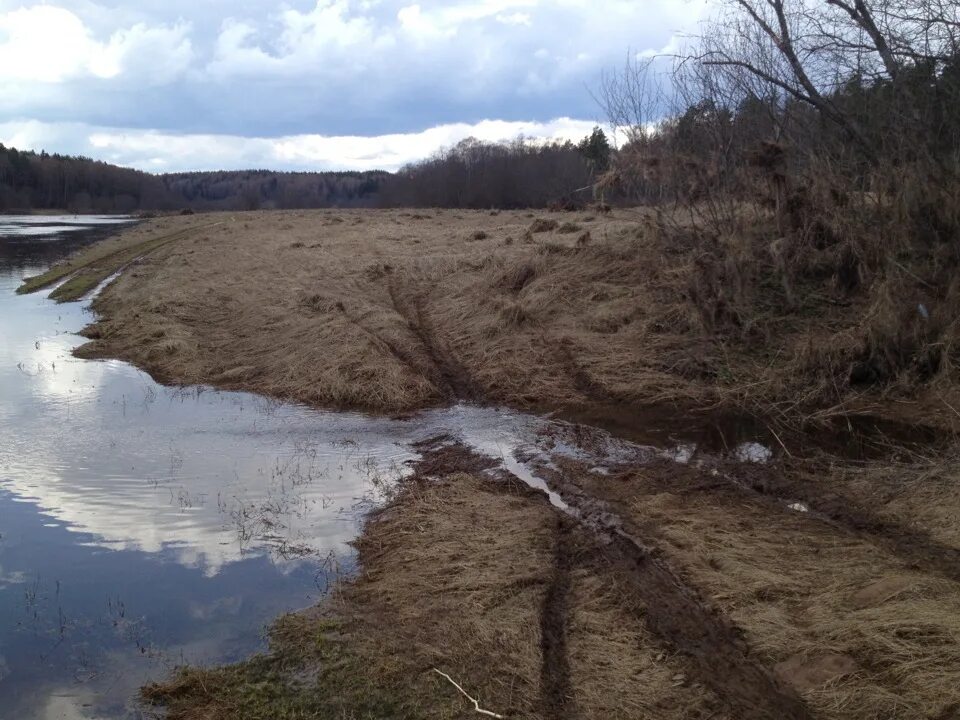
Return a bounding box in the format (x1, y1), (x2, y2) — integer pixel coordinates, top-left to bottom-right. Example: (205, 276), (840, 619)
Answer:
(0, 221), (414, 718)
(0, 217), (780, 718)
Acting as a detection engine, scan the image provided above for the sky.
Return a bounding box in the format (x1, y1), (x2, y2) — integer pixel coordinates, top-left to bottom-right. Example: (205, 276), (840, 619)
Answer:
(0, 0), (705, 172)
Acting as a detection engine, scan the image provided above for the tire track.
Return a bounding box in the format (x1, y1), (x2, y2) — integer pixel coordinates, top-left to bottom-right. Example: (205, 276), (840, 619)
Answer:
(414, 439), (814, 720)
(387, 278), (481, 401)
(540, 519), (577, 720)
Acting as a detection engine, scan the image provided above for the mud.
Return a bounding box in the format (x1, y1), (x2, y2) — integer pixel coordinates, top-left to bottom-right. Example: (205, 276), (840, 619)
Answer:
(414, 439), (813, 720)
(539, 520), (576, 719)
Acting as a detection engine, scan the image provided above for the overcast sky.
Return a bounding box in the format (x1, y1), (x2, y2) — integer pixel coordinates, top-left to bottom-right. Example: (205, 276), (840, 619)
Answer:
(0, 0), (704, 172)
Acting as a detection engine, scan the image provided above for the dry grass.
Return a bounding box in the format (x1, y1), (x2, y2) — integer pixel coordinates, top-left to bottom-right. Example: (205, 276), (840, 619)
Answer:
(18, 206), (960, 433)
(20, 206), (956, 430)
(566, 566), (730, 720)
(545, 456), (960, 720)
(61, 208), (713, 414)
(785, 447), (960, 550)
(143, 467), (727, 720)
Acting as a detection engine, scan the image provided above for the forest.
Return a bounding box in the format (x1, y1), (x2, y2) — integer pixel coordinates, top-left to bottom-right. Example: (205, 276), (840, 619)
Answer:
(0, 135), (606, 213)
(0, 147), (390, 213)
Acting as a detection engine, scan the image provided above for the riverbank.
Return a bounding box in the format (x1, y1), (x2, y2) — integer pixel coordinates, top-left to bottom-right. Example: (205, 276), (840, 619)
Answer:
(141, 437), (960, 720)
(20, 208), (960, 718)
(22, 208), (960, 432)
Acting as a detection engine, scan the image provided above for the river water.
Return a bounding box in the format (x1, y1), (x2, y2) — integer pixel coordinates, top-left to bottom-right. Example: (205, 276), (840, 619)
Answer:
(0, 217), (771, 719)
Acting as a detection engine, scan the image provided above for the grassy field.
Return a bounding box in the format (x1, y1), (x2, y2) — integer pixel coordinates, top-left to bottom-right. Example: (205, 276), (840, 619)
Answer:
(28, 208), (960, 433)
(23, 208), (960, 719)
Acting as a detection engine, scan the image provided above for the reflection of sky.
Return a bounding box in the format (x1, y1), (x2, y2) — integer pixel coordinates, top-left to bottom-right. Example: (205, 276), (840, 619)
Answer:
(0, 216), (137, 232)
(0, 269), (419, 572)
(0, 490), (333, 720)
(0, 228), (413, 718)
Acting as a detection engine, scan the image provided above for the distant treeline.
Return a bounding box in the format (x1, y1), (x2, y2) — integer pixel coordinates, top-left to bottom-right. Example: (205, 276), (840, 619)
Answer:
(0, 145), (390, 213)
(0, 133), (608, 213)
(0, 146), (170, 213)
(161, 170), (388, 211)
(378, 137), (602, 208)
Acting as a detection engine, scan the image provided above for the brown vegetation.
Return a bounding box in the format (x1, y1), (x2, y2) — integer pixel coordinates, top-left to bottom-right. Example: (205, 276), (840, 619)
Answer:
(141, 443), (736, 720)
(22, 206), (960, 719)
(28, 208), (955, 434)
(538, 448), (960, 719)
(142, 434), (960, 720)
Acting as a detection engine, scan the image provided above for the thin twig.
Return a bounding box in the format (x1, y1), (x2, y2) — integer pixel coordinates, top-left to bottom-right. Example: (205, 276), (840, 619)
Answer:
(768, 424), (793, 458)
(432, 669), (506, 719)
(941, 396), (960, 420)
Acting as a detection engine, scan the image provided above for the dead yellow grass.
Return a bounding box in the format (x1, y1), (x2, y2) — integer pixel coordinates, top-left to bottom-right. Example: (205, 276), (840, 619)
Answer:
(566, 567), (730, 719)
(21, 207), (960, 431)
(57, 208), (714, 413)
(551, 458), (960, 720)
(144, 465), (728, 720)
(786, 448), (960, 550)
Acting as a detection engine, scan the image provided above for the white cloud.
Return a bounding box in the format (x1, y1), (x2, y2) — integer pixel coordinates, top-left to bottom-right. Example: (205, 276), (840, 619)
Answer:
(0, 5), (192, 84)
(0, 117), (599, 172)
(0, 0), (708, 161)
(209, 1), (392, 77)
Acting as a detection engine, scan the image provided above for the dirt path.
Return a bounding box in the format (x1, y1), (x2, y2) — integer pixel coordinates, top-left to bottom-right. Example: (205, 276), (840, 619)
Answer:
(20, 222), (220, 301)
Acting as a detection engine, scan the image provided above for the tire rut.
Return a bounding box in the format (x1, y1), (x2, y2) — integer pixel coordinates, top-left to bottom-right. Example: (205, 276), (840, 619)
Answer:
(387, 278), (480, 401)
(565, 503), (814, 720)
(558, 343), (632, 405)
(601, 530), (812, 720)
(736, 468), (960, 584)
(624, 457), (960, 585)
(539, 519), (577, 720)
(555, 378), (960, 583)
(336, 305), (437, 386)
(415, 440), (814, 720)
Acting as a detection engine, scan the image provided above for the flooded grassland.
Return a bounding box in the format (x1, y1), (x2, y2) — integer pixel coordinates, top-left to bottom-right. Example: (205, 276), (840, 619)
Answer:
(9, 210), (960, 720)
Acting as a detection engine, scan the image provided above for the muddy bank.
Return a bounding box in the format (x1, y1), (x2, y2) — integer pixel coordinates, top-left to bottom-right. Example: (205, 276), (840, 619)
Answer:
(22, 208), (960, 432)
(144, 438), (960, 720)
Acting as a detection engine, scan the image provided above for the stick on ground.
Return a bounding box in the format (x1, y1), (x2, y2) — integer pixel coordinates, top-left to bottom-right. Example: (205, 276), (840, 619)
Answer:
(432, 669), (506, 719)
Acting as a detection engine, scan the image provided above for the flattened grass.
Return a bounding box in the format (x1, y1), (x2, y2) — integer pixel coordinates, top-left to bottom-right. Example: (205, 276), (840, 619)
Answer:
(18, 222), (218, 302)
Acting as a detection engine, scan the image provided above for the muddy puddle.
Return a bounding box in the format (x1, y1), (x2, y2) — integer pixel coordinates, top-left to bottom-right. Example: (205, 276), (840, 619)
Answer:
(0, 217), (782, 719)
(554, 399), (941, 462)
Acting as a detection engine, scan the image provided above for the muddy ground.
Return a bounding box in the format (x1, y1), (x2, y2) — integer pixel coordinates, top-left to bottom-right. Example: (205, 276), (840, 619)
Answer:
(22, 209), (960, 718)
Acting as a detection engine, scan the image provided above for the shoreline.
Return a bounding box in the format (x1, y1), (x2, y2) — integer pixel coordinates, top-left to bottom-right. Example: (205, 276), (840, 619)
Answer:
(23, 208), (960, 432)
(21, 208), (960, 719)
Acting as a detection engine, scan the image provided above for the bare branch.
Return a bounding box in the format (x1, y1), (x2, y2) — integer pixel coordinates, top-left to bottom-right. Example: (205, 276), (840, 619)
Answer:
(433, 669), (506, 719)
